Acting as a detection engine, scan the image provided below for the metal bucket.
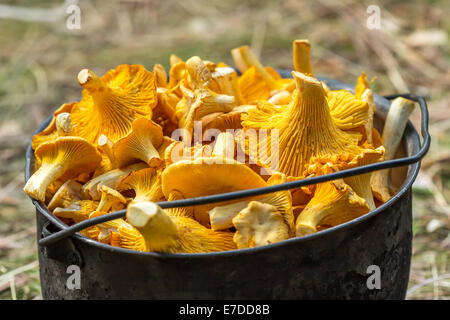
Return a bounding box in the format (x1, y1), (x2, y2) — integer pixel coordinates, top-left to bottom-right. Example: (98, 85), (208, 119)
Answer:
(25, 72), (430, 299)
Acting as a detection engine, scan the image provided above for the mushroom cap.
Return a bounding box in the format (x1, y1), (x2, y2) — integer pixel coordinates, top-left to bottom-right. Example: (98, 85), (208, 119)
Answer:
(35, 136), (101, 176)
(238, 66), (271, 103)
(162, 157), (268, 226)
(203, 105), (256, 132)
(162, 158), (267, 199)
(327, 89), (370, 131)
(71, 65), (157, 144)
(232, 201), (290, 249)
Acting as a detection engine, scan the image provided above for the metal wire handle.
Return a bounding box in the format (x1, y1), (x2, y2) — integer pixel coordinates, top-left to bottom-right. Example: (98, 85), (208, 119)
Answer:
(38, 93), (430, 247)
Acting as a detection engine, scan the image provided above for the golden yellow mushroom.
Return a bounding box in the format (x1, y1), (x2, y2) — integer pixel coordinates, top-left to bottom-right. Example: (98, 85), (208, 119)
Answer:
(127, 201), (236, 253)
(232, 201), (290, 249)
(296, 179), (369, 237)
(82, 162), (148, 200)
(72, 65), (157, 144)
(53, 200), (99, 223)
(209, 172), (293, 235)
(165, 190), (194, 219)
(24, 136), (102, 202)
(210, 66), (245, 105)
(293, 39), (313, 76)
(237, 66), (272, 104)
(326, 89), (371, 134)
(177, 56), (236, 142)
(162, 136), (268, 226)
(31, 103), (75, 150)
(153, 63), (168, 88)
(371, 97), (415, 202)
(47, 180), (83, 212)
(202, 105), (257, 133)
(113, 118), (164, 168)
(96, 185), (127, 212)
(118, 167), (164, 203)
(241, 71), (362, 179)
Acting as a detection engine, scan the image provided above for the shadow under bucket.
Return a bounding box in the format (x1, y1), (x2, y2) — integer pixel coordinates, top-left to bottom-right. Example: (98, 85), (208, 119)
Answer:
(26, 72), (429, 299)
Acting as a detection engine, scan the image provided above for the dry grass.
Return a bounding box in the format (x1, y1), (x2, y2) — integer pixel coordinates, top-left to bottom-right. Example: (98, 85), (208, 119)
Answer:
(0, 0), (448, 300)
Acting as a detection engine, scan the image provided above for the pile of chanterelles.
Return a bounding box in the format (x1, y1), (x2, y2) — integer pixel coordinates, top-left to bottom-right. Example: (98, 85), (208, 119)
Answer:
(24, 40), (416, 253)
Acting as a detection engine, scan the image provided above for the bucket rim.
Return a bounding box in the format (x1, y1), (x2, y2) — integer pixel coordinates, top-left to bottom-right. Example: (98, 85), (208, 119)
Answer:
(26, 74), (422, 259)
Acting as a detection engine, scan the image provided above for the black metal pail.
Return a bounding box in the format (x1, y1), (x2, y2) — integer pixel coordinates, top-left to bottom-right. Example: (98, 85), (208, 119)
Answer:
(25, 71), (430, 299)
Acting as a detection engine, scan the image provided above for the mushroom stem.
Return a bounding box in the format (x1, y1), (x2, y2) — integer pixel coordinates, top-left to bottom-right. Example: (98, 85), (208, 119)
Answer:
(371, 97), (415, 202)
(209, 200), (251, 230)
(24, 163), (64, 202)
(127, 201), (179, 252)
(169, 54), (183, 67)
(293, 40), (313, 75)
(144, 141), (162, 167)
(77, 69), (106, 93)
(186, 56), (211, 87)
(153, 64), (168, 88)
(231, 46), (278, 89)
(212, 67), (245, 105)
(212, 132), (235, 160)
(97, 134), (115, 165)
(268, 90), (291, 105)
(361, 89), (375, 144)
(55, 113), (72, 136)
(345, 174), (376, 211)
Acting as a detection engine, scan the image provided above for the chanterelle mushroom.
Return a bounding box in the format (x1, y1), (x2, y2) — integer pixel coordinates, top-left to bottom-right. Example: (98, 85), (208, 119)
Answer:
(127, 201), (236, 253)
(209, 173), (294, 234)
(371, 97), (415, 202)
(89, 211), (144, 248)
(293, 39), (313, 76)
(82, 162), (148, 201)
(96, 185), (127, 212)
(118, 167), (164, 203)
(47, 180), (83, 212)
(53, 200), (99, 223)
(210, 66), (245, 105)
(162, 137), (268, 226)
(177, 56), (236, 142)
(71, 65), (157, 144)
(232, 201), (290, 249)
(31, 103), (75, 150)
(24, 136), (102, 202)
(113, 118), (164, 168)
(241, 71), (363, 178)
(295, 178), (369, 237)
(231, 45), (294, 92)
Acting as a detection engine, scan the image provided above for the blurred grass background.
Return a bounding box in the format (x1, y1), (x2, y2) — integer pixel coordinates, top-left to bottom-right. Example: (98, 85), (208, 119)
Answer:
(0, 0), (448, 300)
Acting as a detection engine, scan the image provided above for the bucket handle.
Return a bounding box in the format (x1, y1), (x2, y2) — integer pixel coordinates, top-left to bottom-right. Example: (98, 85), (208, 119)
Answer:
(38, 93), (430, 247)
